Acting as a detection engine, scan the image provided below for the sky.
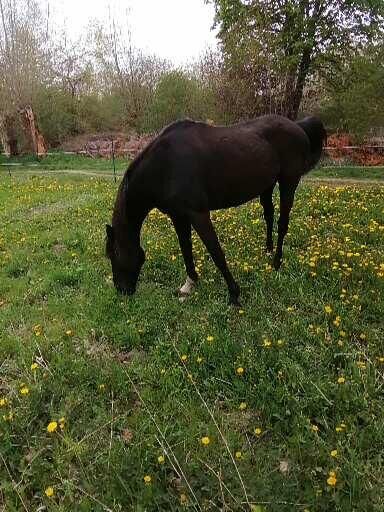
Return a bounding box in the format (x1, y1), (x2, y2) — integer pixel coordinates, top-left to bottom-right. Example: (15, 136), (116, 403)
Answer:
(49, 0), (218, 64)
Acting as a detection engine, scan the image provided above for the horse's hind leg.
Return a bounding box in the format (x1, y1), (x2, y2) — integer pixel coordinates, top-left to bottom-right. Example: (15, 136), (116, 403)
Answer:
(259, 183), (276, 253)
(189, 211), (240, 306)
(171, 214), (199, 297)
(273, 179), (299, 270)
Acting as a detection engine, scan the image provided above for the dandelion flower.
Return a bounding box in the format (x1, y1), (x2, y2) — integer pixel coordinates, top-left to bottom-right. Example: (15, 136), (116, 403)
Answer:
(47, 421), (58, 433)
(236, 367), (244, 375)
(19, 386), (29, 395)
(206, 335), (214, 342)
(324, 305), (332, 314)
(31, 363), (38, 371)
(330, 450), (338, 458)
(158, 455), (165, 464)
(337, 376), (346, 384)
(201, 436), (210, 446)
(0, 398), (7, 407)
(311, 425), (319, 432)
(143, 475), (152, 484)
(254, 427), (262, 436)
(327, 471), (337, 487)
(239, 402), (247, 411)
(235, 451), (242, 459)
(44, 486), (54, 497)
(180, 493), (188, 505)
(181, 354), (188, 362)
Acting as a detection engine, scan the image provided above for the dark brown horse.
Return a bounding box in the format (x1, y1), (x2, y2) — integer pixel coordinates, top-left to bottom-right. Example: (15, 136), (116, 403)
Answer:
(106, 114), (326, 305)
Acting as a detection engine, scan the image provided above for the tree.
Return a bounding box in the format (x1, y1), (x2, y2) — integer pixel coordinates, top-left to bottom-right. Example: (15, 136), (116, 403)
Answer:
(210, 0), (384, 119)
(321, 43), (384, 136)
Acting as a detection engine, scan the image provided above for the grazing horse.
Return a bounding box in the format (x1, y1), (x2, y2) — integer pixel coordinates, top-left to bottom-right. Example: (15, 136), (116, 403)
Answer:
(106, 114), (326, 305)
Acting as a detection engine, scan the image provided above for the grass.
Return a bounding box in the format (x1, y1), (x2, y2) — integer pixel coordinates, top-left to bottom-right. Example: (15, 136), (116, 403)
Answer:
(312, 165), (384, 181)
(0, 152), (128, 172)
(1, 152), (384, 180)
(0, 171), (383, 511)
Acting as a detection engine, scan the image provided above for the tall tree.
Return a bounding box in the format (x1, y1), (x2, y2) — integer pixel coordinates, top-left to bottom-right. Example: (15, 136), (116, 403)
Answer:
(210, 0), (384, 119)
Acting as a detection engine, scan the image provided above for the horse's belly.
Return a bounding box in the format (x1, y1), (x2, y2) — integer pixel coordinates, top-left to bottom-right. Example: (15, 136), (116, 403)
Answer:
(207, 175), (277, 210)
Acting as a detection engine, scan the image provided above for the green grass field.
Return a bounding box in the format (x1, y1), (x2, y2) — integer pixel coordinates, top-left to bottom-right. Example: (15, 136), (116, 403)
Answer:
(1, 152), (384, 180)
(1, 169), (383, 511)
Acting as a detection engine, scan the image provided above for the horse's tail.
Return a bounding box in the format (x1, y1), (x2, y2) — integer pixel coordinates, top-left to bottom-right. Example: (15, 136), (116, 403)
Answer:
(297, 116), (327, 171)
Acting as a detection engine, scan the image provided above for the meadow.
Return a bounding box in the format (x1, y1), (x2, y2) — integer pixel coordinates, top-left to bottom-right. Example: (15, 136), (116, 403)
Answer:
(0, 167), (383, 511)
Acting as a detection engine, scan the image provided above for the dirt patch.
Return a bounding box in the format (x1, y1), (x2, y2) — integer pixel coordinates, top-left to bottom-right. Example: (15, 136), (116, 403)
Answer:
(60, 132), (154, 159)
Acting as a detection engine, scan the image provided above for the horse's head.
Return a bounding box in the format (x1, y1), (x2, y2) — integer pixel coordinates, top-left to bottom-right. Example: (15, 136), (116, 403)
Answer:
(105, 224), (145, 295)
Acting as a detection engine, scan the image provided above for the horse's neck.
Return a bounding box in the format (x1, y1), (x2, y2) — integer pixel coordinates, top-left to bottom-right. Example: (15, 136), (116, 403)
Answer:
(114, 182), (149, 241)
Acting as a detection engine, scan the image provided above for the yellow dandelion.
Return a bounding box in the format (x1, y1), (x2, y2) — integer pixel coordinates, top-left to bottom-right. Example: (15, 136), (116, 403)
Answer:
(239, 402), (247, 410)
(31, 362), (39, 371)
(0, 398), (8, 407)
(181, 354), (188, 362)
(236, 367), (244, 375)
(330, 450), (338, 458)
(235, 451), (242, 459)
(201, 436), (210, 446)
(206, 335), (214, 342)
(327, 472), (337, 487)
(254, 427), (262, 436)
(65, 330), (73, 336)
(47, 421), (58, 433)
(311, 425), (319, 432)
(44, 486), (54, 497)
(324, 305), (332, 314)
(337, 376), (346, 384)
(143, 475), (152, 484)
(158, 455), (165, 464)
(196, 357), (203, 364)
(180, 493), (188, 505)
(19, 386), (29, 395)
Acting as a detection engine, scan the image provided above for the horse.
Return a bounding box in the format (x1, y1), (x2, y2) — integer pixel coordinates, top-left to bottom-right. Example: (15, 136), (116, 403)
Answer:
(106, 114), (327, 305)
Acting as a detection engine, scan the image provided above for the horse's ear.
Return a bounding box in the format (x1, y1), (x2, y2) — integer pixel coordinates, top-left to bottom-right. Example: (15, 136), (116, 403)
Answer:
(106, 224), (114, 241)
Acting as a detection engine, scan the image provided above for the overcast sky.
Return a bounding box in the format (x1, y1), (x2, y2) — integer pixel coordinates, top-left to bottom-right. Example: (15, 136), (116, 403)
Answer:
(49, 0), (218, 64)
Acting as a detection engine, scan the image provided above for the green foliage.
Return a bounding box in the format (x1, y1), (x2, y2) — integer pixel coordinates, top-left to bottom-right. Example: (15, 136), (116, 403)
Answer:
(210, 0), (384, 119)
(321, 45), (384, 136)
(138, 71), (218, 133)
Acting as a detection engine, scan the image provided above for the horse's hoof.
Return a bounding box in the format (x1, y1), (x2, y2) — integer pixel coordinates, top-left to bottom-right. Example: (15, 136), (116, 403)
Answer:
(273, 258), (282, 271)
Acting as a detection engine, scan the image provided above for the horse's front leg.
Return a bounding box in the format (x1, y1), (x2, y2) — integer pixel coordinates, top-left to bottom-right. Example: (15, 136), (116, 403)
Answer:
(171, 215), (199, 298)
(260, 183), (276, 254)
(273, 179), (299, 270)
(189, 211), (240, 306)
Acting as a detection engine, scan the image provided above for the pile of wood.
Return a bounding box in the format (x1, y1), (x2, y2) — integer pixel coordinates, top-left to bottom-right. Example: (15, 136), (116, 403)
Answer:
(60, 132), (154, 159)
(325, 133), (384, 166)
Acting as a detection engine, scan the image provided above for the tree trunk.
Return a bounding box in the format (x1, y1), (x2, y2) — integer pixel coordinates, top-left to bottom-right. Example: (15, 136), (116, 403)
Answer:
(0, 114), (19, 156)
(19, 106), (47, 156)
(286, 48), (312, 120)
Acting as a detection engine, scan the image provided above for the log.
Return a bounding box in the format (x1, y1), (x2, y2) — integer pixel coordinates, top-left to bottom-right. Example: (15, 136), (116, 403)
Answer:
(19, 106), (47, 156)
